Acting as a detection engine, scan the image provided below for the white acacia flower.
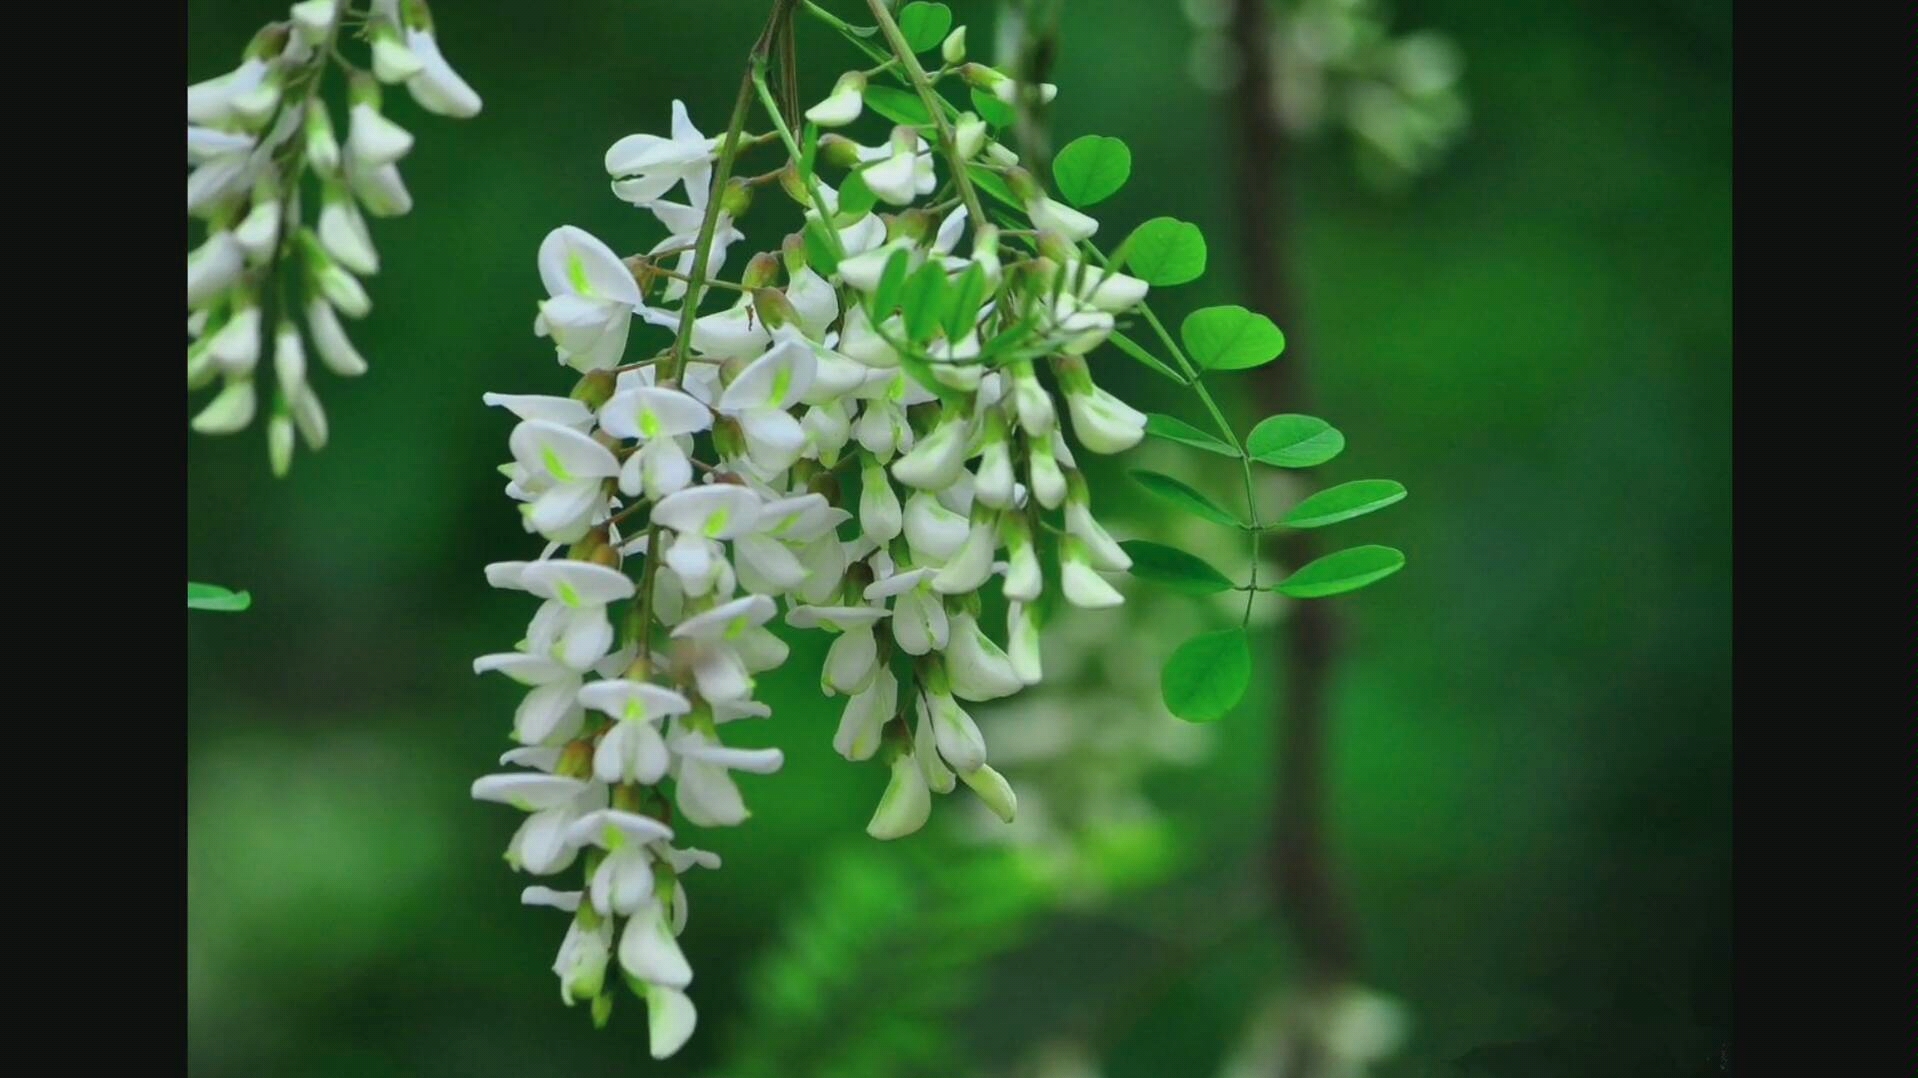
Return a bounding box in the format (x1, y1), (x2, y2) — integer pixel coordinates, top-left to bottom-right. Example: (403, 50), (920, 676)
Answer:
(930, 517), (998, 595)
(606, 100), (719, 208)
(891, 412), (973, 491)
(647, 190), (745, 303)
(924, 687), (988, 773)
(318, 185), (379, 275)
(471, 773), (608, 876)
(859, 457), (903, 542)
(669, 594), (778, 702)
(600, 386), (711, 499)
(785, 267), (841, 340)
(551, 915), (612, 1003)
(472, 648), (597, 746)
(837, 304), (902, 368)
(620, 897), (694, 1002)
(484, 392), (594, 431)
(1027, 434), (1069, 509)
(1057, 259), (1150, 312)
(370, 19), (425, 82)
(347, 154), (414, 217)
(563, 809), (675, 916)
(1061, 538), (1126, 609)
(521, 559), (635, 668)
(862, 126), (926, 206)
(945, 613), (1022, 701)
(1066, 497), (1131, 572)
(1006, 601), (1043, 685)
(865, 567), (948, 656)
(187, 231), (245, 308)
(805, 72), (867, 128)
(507, 420), (620, 542)
(867, 747), (931, 839)
(833, 664), (898, 761)
(403, 24), (483, 118)
(668, 722), (785, 827)
(207, 303), (262, 375)
(580, 680), (693, 785)
(903, 491), (969, 564)
(537, 226), (648, 372)
(1063, 381), (1147, 454)
(652, 483), (763, 541)
(837, 239), (920, 293)
(690, 300), (771, 360)
(348, 102), (414, 166)
(187, 58), (271, 128)
(717, 333), (816, 473)
(912, 696), (956, 794)
(1001, 517), (1043, 602)
(1027, 193), (1099, 241)
(643, 983), (698, 1061)
(802, 399), (854, 465)
(959, 763), (1018, 823)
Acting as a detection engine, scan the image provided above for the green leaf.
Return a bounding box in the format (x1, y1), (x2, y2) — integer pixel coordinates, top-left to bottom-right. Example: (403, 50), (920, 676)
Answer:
(1161, 629), (1251, 722)
(1274, 545), (1406, 598)
(1121, 540), (1235, 595)
(974, 313), (1038, 363)
(1280, 480), (1407, 529)
(967, 165), (1020, 209)
(1119, 218), (1206, 286)
(1247, 414), (1345, 468)
(188, 581), (251, 612)
(802, 217), (841, 276)
(870, 247), (913, 319)
(1129, 469), (1243, 528)
(1052, 135), (1131, 207)
(1107, 330), (1185, 384)
(1181, 305), (1286, 371)
(863, 85), (933, 127)
(942, 262), (989, 342)
(897, 2), (953, 52)
(901, 260), (948, 343)
(836, 171), (876, 220)
(1144, 413), (1238, 457)
(971, 88), (1015, 128)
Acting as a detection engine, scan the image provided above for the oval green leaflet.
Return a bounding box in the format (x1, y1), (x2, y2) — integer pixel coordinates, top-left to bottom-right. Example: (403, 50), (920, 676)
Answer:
(1128, 469), (1243, 528)
(1279, 480), (1407, 529)
(1162, 629), (1251, 722)
(1144, 413), (1237, 457)
(1273, 545), (1406, 598)
(1120, 539), (1236, 595)
(1247, 414), (1345, 468)
(1181, 305), (1286, 372)
(1053, 135), (1131, 207)
(896, 2), (952, 53)
(1117, 217), (1206, 286)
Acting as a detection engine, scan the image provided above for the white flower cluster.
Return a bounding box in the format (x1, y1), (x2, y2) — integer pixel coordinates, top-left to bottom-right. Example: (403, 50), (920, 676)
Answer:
(472, 49), (1152, 1057)
(187, 0), (479, 473)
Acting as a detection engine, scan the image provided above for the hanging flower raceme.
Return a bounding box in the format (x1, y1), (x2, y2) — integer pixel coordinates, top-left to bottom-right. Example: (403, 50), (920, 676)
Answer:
(187, 0), (480, 473)
(471, 17), (1167, 1059)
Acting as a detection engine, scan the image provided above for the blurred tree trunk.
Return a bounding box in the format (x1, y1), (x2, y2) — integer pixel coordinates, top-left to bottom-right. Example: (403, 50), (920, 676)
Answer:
(1229, 0), (1359, 1013)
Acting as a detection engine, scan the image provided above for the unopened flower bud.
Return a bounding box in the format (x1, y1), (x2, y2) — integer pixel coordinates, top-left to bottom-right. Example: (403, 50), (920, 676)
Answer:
(941, 26), (968, 65)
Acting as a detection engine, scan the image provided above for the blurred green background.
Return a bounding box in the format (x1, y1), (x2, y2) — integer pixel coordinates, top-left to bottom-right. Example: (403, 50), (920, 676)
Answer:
(187, 1), (1731, 1075)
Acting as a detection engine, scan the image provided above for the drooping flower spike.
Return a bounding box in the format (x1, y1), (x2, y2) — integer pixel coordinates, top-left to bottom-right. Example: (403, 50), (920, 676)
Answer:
(187, 0), (481, 472)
